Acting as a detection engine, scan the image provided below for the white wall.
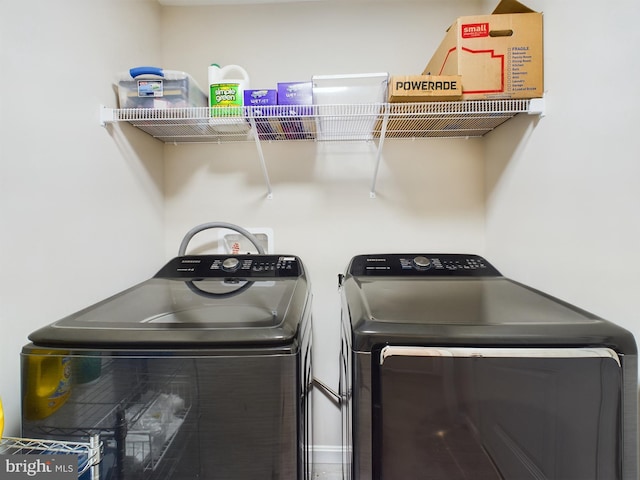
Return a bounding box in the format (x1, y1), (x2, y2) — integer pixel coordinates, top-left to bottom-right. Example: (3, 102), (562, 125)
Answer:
(160, 1), (488, 452)
(163, 139), (487, 450)
(485, 0), (640, 345)
(0, 0), (165, 434)
(2, 0), (638, 463)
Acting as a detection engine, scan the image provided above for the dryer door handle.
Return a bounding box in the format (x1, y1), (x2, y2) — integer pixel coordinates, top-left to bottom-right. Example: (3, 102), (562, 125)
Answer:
(379, 346), (621, 367)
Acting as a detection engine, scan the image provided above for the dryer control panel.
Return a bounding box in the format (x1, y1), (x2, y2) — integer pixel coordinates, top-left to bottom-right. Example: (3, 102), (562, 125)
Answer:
(155, 254), (303, 279)
(348, 254), (501, 277)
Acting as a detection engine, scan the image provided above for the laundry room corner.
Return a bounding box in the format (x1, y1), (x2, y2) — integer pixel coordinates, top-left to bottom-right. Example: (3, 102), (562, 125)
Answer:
(483, 0), (640, 374)
(0, 0), (165, 435)
(2, 0), (639, 478)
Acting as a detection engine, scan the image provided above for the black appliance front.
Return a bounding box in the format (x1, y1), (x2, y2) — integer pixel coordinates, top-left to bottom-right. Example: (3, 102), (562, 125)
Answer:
(339, 254), (637, 480)
(21, 254), (313, 480)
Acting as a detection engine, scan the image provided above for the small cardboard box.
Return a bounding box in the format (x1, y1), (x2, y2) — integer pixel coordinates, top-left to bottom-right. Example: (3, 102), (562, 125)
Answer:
(388, 75), (462, 102)
(423, 0), (543, 100)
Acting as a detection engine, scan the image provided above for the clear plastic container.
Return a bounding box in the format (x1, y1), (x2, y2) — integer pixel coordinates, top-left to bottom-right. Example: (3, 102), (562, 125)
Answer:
(116, 66), (207, 109)
(312, 72), (389, 140)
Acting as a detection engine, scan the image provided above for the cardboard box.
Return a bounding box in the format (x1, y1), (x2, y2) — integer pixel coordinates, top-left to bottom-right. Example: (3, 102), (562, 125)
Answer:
(423, 0), (543, 100)
(388, 75), (462, 102)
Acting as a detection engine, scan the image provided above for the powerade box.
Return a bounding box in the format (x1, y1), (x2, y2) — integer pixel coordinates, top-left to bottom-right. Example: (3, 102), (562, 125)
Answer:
(423, 0), (543, 100)
(117, 66), (208, 109)
(388, 75), (462, 102)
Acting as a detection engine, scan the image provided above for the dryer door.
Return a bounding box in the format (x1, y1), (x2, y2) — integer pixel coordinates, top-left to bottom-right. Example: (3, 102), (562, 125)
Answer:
(374, 346), (623, 480)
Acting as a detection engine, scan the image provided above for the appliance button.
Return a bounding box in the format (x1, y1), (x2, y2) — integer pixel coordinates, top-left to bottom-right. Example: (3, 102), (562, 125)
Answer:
(222, 257), (241, 272)
(412, 256), (432, 270)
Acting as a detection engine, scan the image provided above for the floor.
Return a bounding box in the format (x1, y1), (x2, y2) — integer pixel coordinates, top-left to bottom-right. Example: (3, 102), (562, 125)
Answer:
(313, 464), (342, 479)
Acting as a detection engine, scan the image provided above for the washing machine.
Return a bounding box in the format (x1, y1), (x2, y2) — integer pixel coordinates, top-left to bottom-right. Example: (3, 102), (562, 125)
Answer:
(339, 253), (637, 480)
(21, 226), (313, 480)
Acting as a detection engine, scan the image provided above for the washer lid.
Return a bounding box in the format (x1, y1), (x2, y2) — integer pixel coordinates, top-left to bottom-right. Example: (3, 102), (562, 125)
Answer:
(343, 254), (636, 353)
(28, 255), (310, 348)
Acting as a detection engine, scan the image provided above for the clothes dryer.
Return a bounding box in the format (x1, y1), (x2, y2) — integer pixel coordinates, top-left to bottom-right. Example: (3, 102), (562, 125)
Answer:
(339, 253), (637, 480)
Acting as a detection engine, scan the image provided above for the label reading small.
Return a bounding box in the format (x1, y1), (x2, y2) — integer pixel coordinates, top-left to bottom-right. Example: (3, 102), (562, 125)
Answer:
(462, 22), (489, 38)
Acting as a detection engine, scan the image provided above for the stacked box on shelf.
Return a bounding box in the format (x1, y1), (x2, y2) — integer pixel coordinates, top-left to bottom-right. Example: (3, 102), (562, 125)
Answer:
(382, 74), (463, 136)
(277, 82), (315, 140)
(244, 89), (279, 140)
(423, 0), (543, 100)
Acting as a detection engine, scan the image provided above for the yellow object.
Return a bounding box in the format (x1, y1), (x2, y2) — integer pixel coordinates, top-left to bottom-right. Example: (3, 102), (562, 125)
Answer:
(1, 396), (4, 438)
(24, 351), (72, 420)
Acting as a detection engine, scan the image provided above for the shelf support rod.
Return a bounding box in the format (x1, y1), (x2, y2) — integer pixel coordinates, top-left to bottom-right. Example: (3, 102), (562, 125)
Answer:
(88, 434), (101, 480)
(248, 116), (274, 199)
(370, 107), (389, 198)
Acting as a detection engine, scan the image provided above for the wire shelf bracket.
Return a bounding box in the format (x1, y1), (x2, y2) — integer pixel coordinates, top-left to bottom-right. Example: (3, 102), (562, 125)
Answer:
(99, 97), (545, 198)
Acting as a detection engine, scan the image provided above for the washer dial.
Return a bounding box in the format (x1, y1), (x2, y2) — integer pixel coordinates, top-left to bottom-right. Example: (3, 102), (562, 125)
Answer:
(412, 256), (432, 270)
(222, 257), (241, 272)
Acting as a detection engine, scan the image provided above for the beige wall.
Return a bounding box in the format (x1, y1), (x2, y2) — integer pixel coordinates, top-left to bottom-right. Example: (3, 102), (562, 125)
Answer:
(1, 0), (638, 461)
(160, 1), (488, 451)
(0, 0), (165, 434)
(485, 0), (640, 345)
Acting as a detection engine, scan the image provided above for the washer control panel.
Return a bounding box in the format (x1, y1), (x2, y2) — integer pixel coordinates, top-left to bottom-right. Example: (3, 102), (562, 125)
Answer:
(155, 255), (302, 279)
(348, 254), (501, 277)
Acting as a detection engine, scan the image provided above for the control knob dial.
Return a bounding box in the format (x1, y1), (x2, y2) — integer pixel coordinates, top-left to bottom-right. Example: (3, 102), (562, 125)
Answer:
(412, 256), (432, 271)
(222, 257), (241, 272)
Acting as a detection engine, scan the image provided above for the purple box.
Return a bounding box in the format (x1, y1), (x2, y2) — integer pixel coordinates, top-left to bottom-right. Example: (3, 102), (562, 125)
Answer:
(244, 90), (278, 140)
(277, 82), (312, 106)
(244, 89), (277, 106)
(276, 82), (313, 140)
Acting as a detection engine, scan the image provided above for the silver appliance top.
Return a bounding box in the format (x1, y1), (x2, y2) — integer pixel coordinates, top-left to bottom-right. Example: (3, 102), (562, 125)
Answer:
(342, 254), (636, 353)
(28, 255), (310, 348)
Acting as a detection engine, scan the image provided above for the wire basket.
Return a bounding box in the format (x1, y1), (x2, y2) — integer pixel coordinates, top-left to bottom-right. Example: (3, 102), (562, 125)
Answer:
(0, 435), (102, 480)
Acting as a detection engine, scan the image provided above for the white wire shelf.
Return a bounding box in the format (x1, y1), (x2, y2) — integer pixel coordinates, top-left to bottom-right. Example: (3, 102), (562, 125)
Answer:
(99, 98), (544, 197)
(100, 99), (543, 143)
(0, 435), (102, 479)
